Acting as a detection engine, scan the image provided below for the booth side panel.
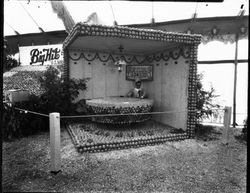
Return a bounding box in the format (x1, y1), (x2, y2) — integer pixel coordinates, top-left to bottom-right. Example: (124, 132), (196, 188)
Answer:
(154, 60), (163, 123)
(160, 55), (188, 130)
(144, 47), (189, 131)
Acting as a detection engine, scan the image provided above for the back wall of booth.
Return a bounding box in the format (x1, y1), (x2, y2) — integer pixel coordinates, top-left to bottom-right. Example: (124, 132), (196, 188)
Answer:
(68, 45), (191, 130)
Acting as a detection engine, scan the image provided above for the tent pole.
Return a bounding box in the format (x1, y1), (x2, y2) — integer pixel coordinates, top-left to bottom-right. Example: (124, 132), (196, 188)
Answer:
(232, 35), (239, 127)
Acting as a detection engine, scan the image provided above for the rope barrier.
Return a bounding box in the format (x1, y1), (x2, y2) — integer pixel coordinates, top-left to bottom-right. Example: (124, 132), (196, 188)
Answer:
(11, 107), (49, 117)
(5, 102), (237, 119)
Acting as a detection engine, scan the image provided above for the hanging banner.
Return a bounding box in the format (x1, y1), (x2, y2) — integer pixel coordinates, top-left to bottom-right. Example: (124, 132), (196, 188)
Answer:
(19, 44), (63, 66)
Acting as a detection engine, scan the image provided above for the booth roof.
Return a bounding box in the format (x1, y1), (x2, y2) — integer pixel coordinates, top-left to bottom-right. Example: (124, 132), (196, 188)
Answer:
(63, 23), (202, 55)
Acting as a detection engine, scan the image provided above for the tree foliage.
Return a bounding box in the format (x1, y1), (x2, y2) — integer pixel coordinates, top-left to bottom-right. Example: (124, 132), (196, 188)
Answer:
(196, 73), (220, 122)
(2, 66), (88, 140)
(3, 38), (20, 72)
(37, 66), (88, 115)
(241, 117), (247, 141)
(5, 56), (19, 71)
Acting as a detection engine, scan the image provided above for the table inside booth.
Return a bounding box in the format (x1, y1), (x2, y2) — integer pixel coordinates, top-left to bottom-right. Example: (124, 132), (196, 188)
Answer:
(86, 97), (154, 124)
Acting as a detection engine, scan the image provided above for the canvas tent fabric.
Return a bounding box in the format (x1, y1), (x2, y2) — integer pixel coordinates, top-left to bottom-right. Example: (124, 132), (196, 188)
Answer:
(4, 0), (249, 36)
(50, 1), (75, 33)
(127, 16), (248, 44)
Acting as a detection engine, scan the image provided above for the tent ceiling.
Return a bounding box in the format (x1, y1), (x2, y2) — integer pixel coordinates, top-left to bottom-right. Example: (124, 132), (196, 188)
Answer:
(4, 0), (249, 36)
(128, 16), (249, 35)
(69, 36), (181, 55)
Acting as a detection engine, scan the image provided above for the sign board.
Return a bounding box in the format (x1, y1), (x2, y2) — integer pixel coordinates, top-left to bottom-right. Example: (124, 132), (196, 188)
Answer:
(19, 44), (63, 66)
(126, 65), (153, 81)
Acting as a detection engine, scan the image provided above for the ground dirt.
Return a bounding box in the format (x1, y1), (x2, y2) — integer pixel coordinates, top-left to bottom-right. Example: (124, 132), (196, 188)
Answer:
(2, 127), (246, 193)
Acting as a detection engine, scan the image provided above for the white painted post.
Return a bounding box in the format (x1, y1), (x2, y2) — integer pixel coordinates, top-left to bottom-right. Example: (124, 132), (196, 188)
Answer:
(50, 112), (61, 174)
(222, 106), (233, 145)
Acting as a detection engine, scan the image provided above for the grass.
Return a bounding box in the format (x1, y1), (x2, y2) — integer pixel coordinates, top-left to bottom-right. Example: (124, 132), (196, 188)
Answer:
(2, 126), (246, 193)
(195, 124), (222, 141)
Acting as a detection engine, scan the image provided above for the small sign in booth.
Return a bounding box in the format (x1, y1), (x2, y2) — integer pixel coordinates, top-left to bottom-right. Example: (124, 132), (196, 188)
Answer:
(126, 65), (153, 81)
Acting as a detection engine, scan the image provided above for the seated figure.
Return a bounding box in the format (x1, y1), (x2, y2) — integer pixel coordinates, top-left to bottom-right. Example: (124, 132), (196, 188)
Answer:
(127, 78), (147, 99)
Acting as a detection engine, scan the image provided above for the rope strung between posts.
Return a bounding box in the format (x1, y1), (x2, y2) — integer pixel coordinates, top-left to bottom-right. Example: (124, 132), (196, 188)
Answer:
(4, 102), (228, 119)
(4, 102), (49, 117)
(60, 108), (226, 119)
(9, 106), (49, 117)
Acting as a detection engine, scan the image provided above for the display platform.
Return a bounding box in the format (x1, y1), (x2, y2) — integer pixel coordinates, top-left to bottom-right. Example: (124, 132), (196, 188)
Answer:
(67, 120), (187, 153)
(86, 97), (154, 124)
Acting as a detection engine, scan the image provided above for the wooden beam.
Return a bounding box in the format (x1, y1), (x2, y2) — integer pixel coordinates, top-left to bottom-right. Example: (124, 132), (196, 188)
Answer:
(126, 16), (249, 29)
(232, 36), (239, 127)
(222, 106), (232, 145)
(50, 112), (61, 174)
(198, 59), (248, 64)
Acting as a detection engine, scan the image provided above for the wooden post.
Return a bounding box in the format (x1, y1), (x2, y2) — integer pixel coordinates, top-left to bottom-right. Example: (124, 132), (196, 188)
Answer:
(232, 35), (238, 127)
(50, 112), (61, 174)
(222, 106), (233, 145)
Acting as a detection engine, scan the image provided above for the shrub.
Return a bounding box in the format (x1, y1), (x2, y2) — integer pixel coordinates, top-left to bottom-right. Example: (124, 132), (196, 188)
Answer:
(2, 66), (88, 141)
(196, 73), (220, 122)
(195, 73), (221, 139)
(37, 66), (88, 115)
(2, 101), (48, 141)
(3, 38), (20, 72)
(241, 117), (247, 141)
(194, 123), (221, 141)
(234, 117), (247, 142)
(5, 55), (19, 70)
